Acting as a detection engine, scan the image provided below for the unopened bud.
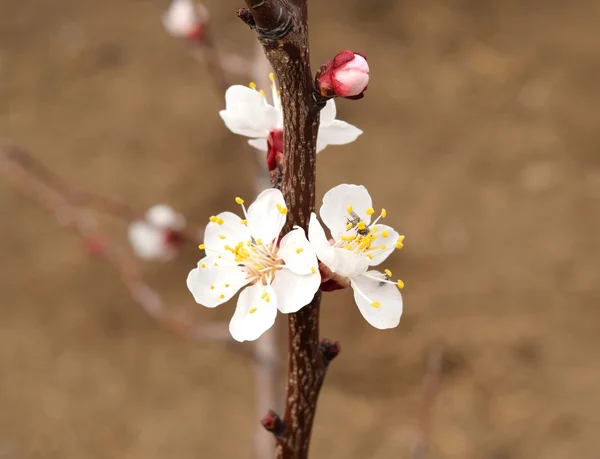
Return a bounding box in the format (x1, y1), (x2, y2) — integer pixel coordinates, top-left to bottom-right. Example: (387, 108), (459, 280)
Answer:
(162, 0), (209, 41)
(316, 50), (369, 100)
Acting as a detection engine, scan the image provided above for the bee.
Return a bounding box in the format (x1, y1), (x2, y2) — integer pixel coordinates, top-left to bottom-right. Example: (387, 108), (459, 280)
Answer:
(347, 211), (371, 236)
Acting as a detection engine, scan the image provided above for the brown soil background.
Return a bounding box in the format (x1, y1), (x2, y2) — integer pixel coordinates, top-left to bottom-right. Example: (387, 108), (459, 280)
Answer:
(1, 0), (599, 458)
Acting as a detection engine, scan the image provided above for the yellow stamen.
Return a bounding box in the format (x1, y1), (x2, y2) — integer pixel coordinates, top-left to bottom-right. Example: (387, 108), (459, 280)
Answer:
(235, 197), (244, 205)
(269, 72), (275, 82)
(385, 269), (392, 278)
(198, 244), (206, 250)
(264, 295), (271, 303)
(366, 207), (375, 215)
(396, 235), (405, 249)
(218, 234), (226, 240)
(381, 208), (387, 218)
(241, 219), (248, 225)
(216, 217), (224, 225)
(201, 264), (206, 268)
(397, 280), (405, 289)
(261, 292), (268, 299)
(256, 238), (263, 246)
(382, 230), (389, 238)
(249, 82), (257, 89)
(225, 284), (230, 288)
(259, 89), (266, 97)
(276, 203), (288, 215)
(209, 216), (217, 223)
(346, 223), (353, 230)
(219, 294), (225, 299)
(371, 301), (381, 309)
(366, 254), (373, 260)
(210, 285), (215, 290)
(340, 234), (356, 242)
(357, 221), (366, 231)
(311, 267), (316, 274)
(296, 248), (304, 254)
(347, 205), (353, 214)
(249, 307), (258, 314)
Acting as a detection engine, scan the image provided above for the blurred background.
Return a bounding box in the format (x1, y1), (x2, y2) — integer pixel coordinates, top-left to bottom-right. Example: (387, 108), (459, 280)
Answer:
(1, 0), (600, 457)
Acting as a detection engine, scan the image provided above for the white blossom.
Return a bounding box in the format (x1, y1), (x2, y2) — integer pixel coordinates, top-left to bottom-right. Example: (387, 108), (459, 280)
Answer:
(162, 0), (206, 39)
(187, 189), (321, 342)
(128, 205), (185, 261)
(308, 184), (404, 329)
(219, 74), (363, 154)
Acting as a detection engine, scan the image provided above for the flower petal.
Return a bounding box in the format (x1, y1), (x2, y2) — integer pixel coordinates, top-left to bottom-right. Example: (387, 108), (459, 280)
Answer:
(271, 268), (320, 313)
(366, 224), (400, 266)
(308, 213), (332, 254)
(247, 188), (286, 244)
(350, 271), (403, 329)
(146, 204), (185, 230)
(186, 256), (248, 308)
(204, 211), (252, 260)
(316, 120), (363, 153)
(248, 137), (268, 152)
(219, 85), (279, 138)
(128, 222), (173, 261)
(278, 228), (318, 275)
(229, 283), (278, 342)
(320, 99), (337, 126)
(321, 246), (369, 278)
(320, 184), (373, 239)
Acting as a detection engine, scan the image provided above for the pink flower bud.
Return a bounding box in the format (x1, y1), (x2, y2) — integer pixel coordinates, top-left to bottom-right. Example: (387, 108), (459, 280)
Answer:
(316, 50), (369, 100)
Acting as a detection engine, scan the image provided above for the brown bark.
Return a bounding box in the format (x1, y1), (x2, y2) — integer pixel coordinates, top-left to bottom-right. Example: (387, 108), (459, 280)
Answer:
(240, 1), (329, 458)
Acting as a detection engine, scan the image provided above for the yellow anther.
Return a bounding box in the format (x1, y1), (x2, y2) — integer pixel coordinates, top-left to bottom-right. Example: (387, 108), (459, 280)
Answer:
(261, 292), (268, 299)
(311, 267), (316, 274)
(276, 203), (288, 215)
(380, 244), (387, 250)
(371, 301), (381, 309)
(259, 89), (266, 97)
(344, 244), (352, 250)
(381, 208), (387, 218)
(341, 234), (356, 242)
(214, 262), (219, 267)
(296, 248), (304, 254)
(225, 284), (230, 288)
(249, 82), (257, 89)
(219, 294), (225, 299)
(218, 234), (226, 240)
(385, 269), (392, 278)
(264, 295), (271, 303)
(198, 244), (206, 250)
(396, 235), (405, 249)
(347, 205), (353, 214)
(366, 207), (375, 215)
(201, 263), (206, 268)
(216, 217), (224, 225)
(397, 280), (405, 289)
(357, 221), (366, 231)
(209, 216), (218, 223)
(382, 230), (389, 238)
(366, 254), (374, 260)
(235, 197), (244, 205)
(372, 226), (379, 232)
(346, 223), (353, 230)
(249, 307), (258, 314)
(241, 219), (248, 225)
(210, 285), (215, 290)
(256, 238), (263, 246)
(269, 72), (275, 82)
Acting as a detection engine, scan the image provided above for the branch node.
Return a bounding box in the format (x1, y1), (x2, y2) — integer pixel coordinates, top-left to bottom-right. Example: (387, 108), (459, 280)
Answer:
(261, 409), (286, 437)
(320, 338), (341, 367)
(236, 8), (256, 29)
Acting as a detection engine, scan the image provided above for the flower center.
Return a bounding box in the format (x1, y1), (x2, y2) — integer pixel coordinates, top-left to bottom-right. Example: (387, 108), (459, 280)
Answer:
(225, 239), (282, 285)
(333, 206), (389, 260)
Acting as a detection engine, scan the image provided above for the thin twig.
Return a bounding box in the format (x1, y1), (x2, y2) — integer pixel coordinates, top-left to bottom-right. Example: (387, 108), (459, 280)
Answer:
(411, 347), (444, 459)
(0, 141), (229, 343)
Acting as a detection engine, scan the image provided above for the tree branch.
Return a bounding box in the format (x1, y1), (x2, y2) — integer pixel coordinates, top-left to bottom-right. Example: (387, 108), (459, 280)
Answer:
(242, 1), (329, 457)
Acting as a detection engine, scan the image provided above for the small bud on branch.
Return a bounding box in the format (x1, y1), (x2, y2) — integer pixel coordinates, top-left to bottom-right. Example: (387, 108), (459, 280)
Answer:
(316, 50), (369, 100)
(319, 338), (341, 367)
(261, 409), (286, 437)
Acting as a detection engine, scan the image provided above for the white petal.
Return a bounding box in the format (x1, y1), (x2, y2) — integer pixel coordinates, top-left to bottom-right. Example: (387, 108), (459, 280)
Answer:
(308, 213), (332, 254)
(278, 228), (318, 275)
(320, 184), (373, 239)
(272, 268), (320, 313)
(321, 246), (369, 278)
(248, 137), (268, 152)
(247, 188), (286, 244)
(162, 0), (199, 37)
(351, 271), (403, 329)
(229, 283), (278, 342)
(128, 222), (173, 261)
(219, 86), (279, 138)
(317, 120), (363, 153)
(204, 211), (252, 260)
(146, 204), (185, 230)
(366, 224), (400, 266)
(320, 99), (337, 126)
(186, 256), (248, 308)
